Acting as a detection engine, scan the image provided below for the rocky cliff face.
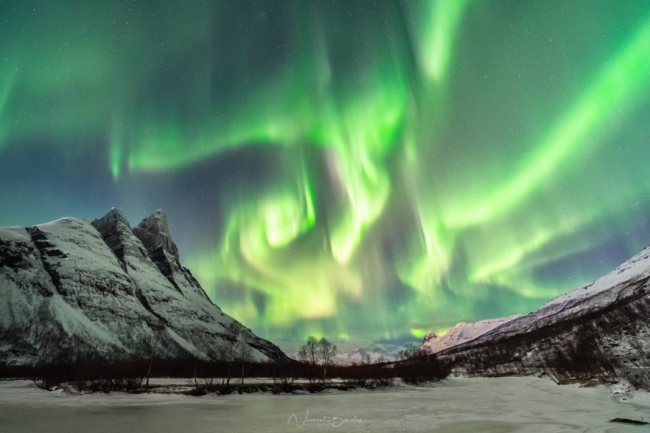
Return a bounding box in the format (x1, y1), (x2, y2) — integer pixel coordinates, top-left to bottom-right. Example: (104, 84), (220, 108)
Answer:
(0, 210), (287, 365)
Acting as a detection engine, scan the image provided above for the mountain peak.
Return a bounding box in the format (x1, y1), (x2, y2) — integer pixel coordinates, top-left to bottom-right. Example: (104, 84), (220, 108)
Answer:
(132, 209), (179, 260)
(423, 331), (437, 343)
(142, 210), (171, 232)
(94, 208), (131, 227)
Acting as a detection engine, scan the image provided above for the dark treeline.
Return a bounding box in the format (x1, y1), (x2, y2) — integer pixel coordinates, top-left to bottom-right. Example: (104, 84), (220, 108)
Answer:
(2, 356), (303, 393)
(2, 347), (451, 395)
(331, 354), (451, 386)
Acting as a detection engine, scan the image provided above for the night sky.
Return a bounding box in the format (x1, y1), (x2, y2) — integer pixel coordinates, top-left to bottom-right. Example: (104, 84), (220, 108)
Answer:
(2, 0), (650, 352)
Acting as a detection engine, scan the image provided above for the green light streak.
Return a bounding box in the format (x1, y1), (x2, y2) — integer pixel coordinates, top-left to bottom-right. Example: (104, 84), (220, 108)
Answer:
(109, 118), (124, 180)
(415, 0), (472, 82)
(410, 328), (428, 339)
(444, 16), (650, 228)
(469, 214), (588, 283)
(328, 147), (392, 264)
(397, 208), (453, 298)
(0, 64), (18, 146)
(4, 1), (650, 349)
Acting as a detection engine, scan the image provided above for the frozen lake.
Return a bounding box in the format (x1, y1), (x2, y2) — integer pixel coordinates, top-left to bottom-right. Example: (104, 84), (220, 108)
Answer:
(0, 377), (649, 432)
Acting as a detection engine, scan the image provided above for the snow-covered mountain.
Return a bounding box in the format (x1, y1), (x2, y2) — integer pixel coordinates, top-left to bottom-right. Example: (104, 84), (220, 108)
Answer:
(420, 246), (650, 356)
(0, 209), (287, 365)
(333, 347), (396, 365)
(421, 315), (521, 355)
(423, 244), (650, 380)
(450, 246), (650, 351)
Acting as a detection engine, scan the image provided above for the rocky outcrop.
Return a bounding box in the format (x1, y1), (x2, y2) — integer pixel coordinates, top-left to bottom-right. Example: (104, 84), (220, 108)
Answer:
(132, 210), (179, 260)
(0, 210), (287, 365)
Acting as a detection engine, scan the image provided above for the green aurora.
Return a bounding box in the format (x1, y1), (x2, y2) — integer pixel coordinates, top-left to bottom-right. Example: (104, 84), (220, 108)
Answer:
(2, 0), (650, 350)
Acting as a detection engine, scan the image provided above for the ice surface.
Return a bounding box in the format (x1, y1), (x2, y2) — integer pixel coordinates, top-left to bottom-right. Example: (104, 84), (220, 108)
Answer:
(0, 377), (647, 432)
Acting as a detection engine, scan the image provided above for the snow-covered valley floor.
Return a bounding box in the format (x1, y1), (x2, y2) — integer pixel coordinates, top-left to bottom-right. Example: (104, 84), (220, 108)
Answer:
(1, 377), (649, 432)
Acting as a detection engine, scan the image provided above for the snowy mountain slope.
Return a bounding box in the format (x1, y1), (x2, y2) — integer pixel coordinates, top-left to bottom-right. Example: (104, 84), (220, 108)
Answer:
(92, 209), (282, 361)
(421, 315), (521, 354)
(0, 223), (131, 365)
(450, 245), (650, 351)
(0, 210), (287, 365)
(425, 244), (650, 380)
(544, 246), (650, 307)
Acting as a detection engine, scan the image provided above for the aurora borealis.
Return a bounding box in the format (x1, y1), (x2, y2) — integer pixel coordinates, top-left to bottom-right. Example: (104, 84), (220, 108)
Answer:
(2, 1), (650, 352)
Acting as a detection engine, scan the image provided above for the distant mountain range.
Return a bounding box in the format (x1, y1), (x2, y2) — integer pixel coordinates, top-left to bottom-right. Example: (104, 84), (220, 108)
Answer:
(333, 347), (397, 365)
(0, 209), (287, 365)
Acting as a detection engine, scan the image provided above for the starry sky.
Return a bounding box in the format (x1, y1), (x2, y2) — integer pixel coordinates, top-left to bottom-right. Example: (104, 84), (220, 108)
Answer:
(2, 0), (650, 353)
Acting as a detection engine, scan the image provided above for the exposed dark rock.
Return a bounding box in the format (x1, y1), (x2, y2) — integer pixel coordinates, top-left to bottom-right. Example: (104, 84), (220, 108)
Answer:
(91, 208), (131, 266)
(609, 418), (649, 426)
(25, 226), (65, 295)
(0, 239), (29, 268)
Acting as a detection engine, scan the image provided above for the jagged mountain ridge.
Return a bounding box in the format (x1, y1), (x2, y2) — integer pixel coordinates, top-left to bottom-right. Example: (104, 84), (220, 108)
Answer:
(0, 209), (287, 365)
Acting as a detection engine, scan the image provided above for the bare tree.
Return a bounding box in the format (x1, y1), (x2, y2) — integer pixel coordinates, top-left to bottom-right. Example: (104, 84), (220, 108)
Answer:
(298, 336), (320, 383)
(404, 342), (419, 358)
(396, 342), (420, 362)
(218, 321), (242, 386)
(238, 330), (254, 385)
(319, 338), (337, 382)
(144, 323), (166, 388)
(301, 336), (320, 364)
